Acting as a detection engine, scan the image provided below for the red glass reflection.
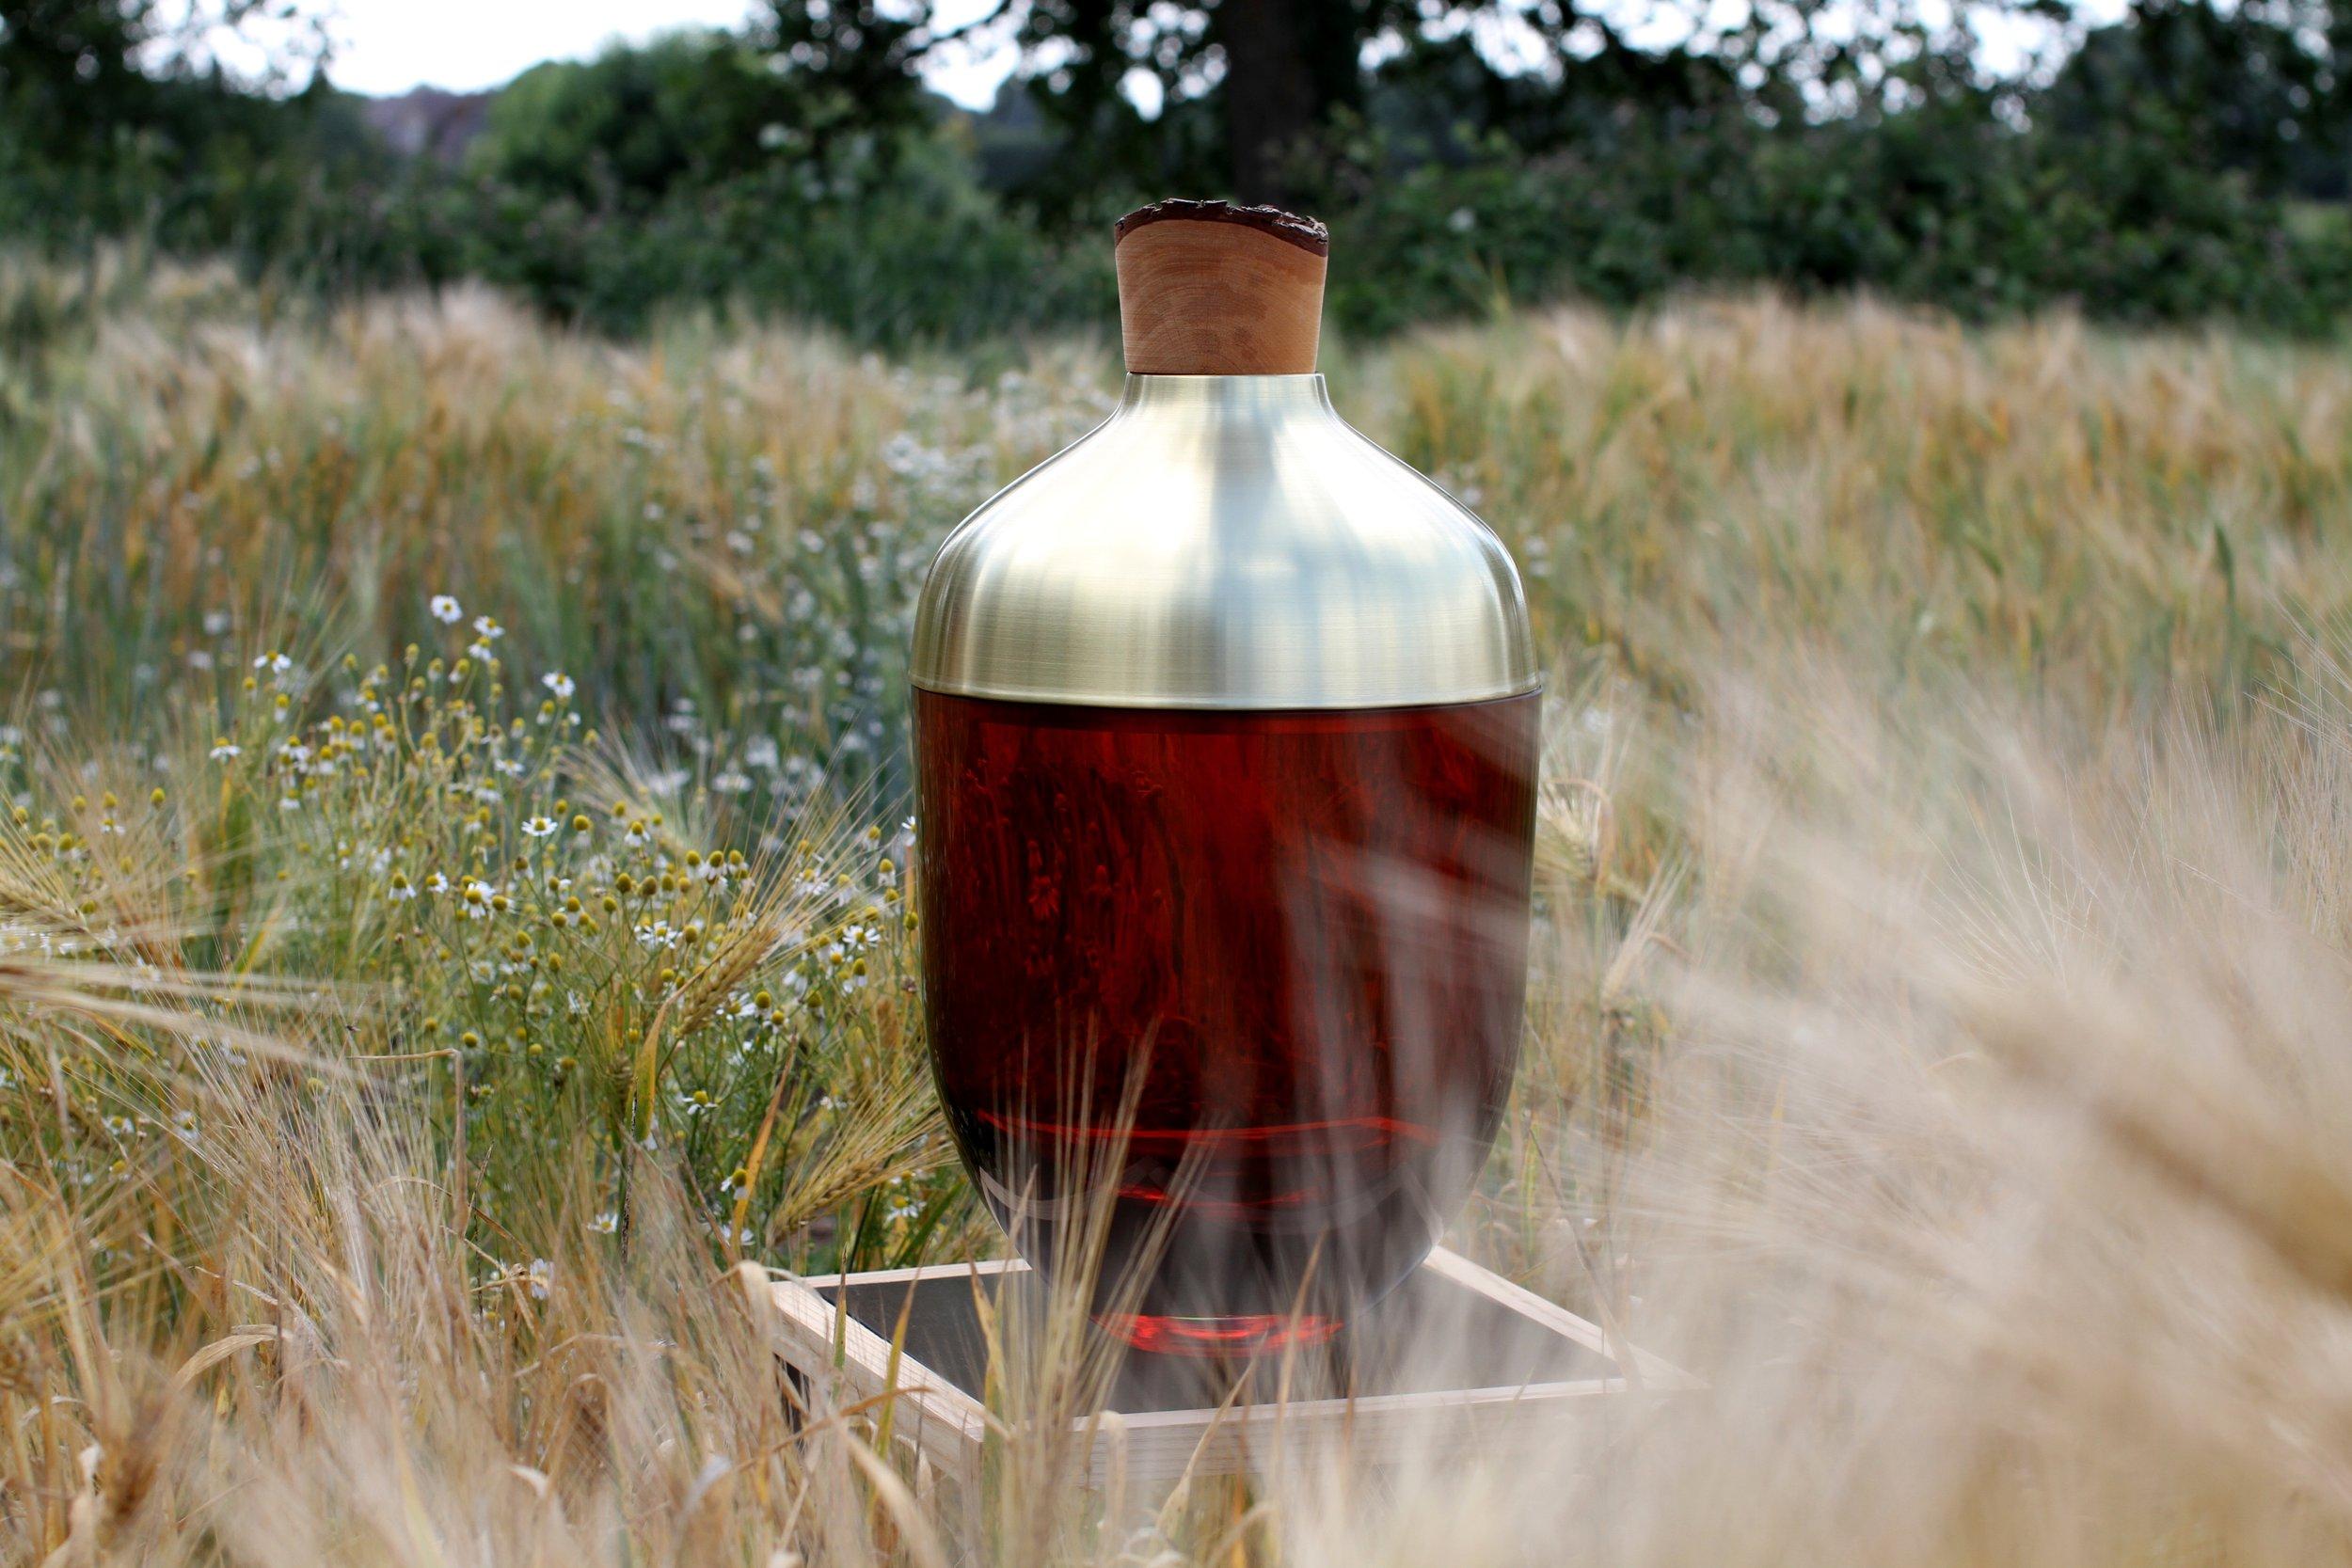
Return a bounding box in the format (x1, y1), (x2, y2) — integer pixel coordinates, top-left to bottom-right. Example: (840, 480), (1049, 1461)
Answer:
(914, 689), (1539, 1352)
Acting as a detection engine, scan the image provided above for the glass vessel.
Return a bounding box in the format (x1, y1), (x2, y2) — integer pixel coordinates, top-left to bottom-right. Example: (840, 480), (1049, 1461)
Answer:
(910, 200), (1540, 1354)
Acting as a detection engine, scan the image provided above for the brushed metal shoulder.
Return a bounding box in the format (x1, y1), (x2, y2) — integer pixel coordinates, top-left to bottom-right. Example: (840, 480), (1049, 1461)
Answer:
(910, 374), (1538, 711)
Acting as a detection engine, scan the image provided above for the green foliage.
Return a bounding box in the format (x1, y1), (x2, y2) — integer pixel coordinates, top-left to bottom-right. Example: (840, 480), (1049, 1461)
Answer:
(1319, 90), (2352, 337)
(0, 0), (381, 259)
(448, 129), (1114, 341)
(4, 0), (2351, 346)
(469, 31), (799, 206)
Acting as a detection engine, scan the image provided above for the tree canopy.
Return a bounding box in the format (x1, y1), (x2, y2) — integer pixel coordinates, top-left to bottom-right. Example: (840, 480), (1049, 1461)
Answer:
(6, 0), (2349, 342)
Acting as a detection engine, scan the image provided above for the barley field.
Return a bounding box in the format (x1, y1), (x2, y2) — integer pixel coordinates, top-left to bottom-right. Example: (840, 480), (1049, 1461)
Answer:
(7, 256), (2352, 1564)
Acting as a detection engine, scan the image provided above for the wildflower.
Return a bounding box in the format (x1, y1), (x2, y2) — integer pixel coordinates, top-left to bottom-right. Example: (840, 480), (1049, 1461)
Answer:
(209, 740), (241, 761)
(429, 594), (463, 625)
(526, 1259), (552, 1302)
(388, 872), (417, 901)
(472, 616), (504, 641)
(426, 872), (452, 895)
(254, 651), (292, 676)
(522, 816), (557, 839)
(588, 1212), (618, 1235)
(541, 672), (575, 701)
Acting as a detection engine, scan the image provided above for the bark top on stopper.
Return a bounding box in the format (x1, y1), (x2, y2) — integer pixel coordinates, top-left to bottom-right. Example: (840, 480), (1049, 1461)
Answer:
(1115, 198), (1328, 375)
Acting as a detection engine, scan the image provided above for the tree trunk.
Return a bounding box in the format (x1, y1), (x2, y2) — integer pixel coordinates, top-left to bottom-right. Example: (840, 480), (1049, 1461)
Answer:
(1216, 0), (1322, 205)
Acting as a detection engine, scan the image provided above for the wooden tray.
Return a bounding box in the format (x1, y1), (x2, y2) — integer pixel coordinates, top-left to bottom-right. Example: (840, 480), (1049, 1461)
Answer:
(740, 1248), (1690, 1488)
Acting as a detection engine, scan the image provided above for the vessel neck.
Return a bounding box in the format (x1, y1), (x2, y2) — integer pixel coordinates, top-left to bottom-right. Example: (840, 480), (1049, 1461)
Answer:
(1114, 372), (1336, 420)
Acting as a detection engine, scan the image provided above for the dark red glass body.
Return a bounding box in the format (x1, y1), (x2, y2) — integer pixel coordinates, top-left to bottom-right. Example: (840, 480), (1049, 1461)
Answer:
(915, 689), (1539, 1352)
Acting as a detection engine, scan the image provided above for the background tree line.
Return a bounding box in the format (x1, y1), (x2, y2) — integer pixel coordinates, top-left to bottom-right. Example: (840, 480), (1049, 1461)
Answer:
(5, 0), (2350, 343)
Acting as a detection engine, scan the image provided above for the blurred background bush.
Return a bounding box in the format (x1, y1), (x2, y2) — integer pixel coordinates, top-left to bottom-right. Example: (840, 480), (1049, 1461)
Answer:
(4, 0), (2349, 345)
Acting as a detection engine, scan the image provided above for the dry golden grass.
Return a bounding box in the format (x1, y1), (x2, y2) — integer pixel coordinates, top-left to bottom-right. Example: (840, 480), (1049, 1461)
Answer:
(5, 264), (2352, 1562)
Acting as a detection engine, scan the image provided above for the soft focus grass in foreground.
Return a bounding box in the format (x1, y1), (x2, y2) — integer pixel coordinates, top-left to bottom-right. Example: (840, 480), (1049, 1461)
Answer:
(6, 265), (2352, 1562)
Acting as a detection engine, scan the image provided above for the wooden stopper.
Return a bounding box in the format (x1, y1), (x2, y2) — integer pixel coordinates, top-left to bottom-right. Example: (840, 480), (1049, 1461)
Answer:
(1115, 199), (1328, 376)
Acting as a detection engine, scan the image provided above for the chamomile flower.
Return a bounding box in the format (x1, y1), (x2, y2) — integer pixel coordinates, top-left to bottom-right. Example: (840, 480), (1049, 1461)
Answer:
(522, 816), (557, 838)
(429, 594), (463, 625)
(541, 672), (575, 701)
(209, 740), (241, 761)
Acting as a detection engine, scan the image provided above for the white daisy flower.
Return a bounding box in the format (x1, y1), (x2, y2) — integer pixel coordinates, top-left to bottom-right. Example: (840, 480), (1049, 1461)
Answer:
(429, 594), (463, 625)
(460, 878), (497, 919)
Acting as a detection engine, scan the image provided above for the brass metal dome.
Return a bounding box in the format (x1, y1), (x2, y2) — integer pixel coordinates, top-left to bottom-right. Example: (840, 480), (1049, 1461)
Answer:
(909, 372), (1538, 712)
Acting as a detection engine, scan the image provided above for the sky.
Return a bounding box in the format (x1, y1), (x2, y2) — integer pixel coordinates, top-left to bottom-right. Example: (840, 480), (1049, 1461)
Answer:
(208, 0), (2107, 107)
(258, 0), (1024, 105)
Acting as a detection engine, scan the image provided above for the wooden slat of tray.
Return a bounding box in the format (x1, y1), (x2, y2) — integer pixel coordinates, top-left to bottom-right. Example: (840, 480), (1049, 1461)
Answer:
(740, 1261), (994, 1484)
(740, 1247), (1685, 1487)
